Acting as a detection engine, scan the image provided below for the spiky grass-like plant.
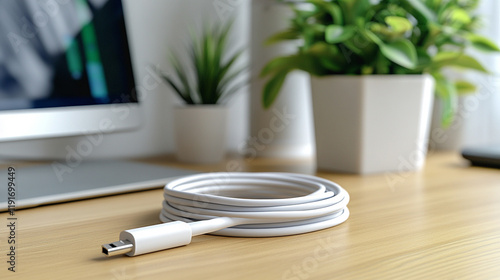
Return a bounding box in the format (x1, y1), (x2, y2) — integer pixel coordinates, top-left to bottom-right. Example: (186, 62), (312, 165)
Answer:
(161, 21), (245, 105)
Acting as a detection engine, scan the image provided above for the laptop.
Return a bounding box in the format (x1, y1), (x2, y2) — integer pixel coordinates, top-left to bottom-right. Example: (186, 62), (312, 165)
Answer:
(0, 161), (196, 212)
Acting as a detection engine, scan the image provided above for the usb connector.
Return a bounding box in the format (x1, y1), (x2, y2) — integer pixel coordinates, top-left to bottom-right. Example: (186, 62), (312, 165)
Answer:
(102, 240), (133, 257)
(102, 221), (193, 257)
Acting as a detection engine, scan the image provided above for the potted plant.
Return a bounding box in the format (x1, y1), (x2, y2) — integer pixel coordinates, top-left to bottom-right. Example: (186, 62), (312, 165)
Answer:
(160, 20), (245, 164)
(261, 0), (499, 174)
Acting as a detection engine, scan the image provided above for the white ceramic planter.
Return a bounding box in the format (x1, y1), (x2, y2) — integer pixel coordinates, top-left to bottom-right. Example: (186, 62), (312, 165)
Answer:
(311, 75), (435, 174)
(174, 106), (228, 164)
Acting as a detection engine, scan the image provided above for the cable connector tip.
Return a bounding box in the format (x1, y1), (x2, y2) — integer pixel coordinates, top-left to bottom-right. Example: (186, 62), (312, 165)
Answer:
(102, 240), (133, 257)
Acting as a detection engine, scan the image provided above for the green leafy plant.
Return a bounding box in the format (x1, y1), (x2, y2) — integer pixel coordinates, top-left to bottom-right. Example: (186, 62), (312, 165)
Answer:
(261, 0), (499, 126)
(160, 20), (245, 105)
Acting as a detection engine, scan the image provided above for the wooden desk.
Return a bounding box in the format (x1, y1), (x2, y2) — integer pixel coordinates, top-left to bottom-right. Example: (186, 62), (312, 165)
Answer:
(2, 153), (500, 279)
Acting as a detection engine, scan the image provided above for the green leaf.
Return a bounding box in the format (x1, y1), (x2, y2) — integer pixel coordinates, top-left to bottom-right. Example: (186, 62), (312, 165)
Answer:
(308, 42), (339, 56)
(351, 0), (371, 18)
(416, 49), (432, 69)
(261, 51), (330, 108)
(219, 49), (244, 83)
(319, 58), (343, 71)
(325, 25), (356, 44)
(329, 3), (343, 25)
(375, 53), (391, 74)
(432, 52), (460, 62)
(307, 0), (343, 25)
(369, 23), (391, 35)
(303, 24), (327, 49)
(172, 54), (195, 102)
(261, 52), (326, 77)
(160, 73), (193, 104)
(361, 65), (374, 74)
(262, 71), (288, 109)
(364, 29), (383, 45)
(217, 49), (246, 98)
(162, 56), (195, 104)
(452, 55), (489, 72)
(307, 42), (346, 71)
(466, 34), (500, 52)
(265, 29), (300, 45)
(449, 8), (471, 25)
(433, 52), (488, 72)
(455, 80), (477, 95)
(260, 56), (297, 77)
(379, 38), (418, 69)
(432, 71), (458, 128)
(385, 16), (413, 34)
(402, 0), (437, 23)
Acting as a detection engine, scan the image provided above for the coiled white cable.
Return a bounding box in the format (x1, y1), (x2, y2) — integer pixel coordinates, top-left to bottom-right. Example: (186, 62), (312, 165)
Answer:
(102, 172), (349, 257)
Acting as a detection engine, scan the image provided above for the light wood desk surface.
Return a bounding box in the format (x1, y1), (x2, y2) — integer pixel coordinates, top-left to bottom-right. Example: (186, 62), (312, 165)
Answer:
(1, 153), (500, 279)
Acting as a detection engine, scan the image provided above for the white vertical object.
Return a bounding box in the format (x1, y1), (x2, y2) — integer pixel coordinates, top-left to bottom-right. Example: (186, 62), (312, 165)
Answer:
(460, 0), (500, 148)
(249, 0), (314, 158)
(429, 0), (500, 150)
(311, 75), (435, 174)
(174, 106), (228, 164)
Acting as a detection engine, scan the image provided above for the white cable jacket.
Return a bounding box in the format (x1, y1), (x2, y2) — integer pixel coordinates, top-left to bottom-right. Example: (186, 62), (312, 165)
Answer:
(159, 172), (350, 237)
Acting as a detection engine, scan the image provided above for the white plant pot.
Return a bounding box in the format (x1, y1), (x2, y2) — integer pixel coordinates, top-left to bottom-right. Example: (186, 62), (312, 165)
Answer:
(311, 75), (435, 174)
(174, 106), (228, 164)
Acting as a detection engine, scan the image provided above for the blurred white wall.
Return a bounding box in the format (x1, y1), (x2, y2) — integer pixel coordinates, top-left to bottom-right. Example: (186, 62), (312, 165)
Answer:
(0, 0), (250, 160)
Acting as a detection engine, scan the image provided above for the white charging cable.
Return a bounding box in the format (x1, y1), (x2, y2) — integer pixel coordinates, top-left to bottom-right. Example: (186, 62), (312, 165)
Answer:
(102, 172), (349, 257)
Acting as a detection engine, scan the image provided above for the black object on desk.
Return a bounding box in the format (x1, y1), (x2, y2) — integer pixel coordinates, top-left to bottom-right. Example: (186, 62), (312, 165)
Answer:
(462, 145), (500, 169)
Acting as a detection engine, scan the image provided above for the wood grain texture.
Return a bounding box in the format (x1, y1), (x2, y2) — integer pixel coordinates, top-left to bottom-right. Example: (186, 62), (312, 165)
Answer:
(1, 153), (500, 279)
